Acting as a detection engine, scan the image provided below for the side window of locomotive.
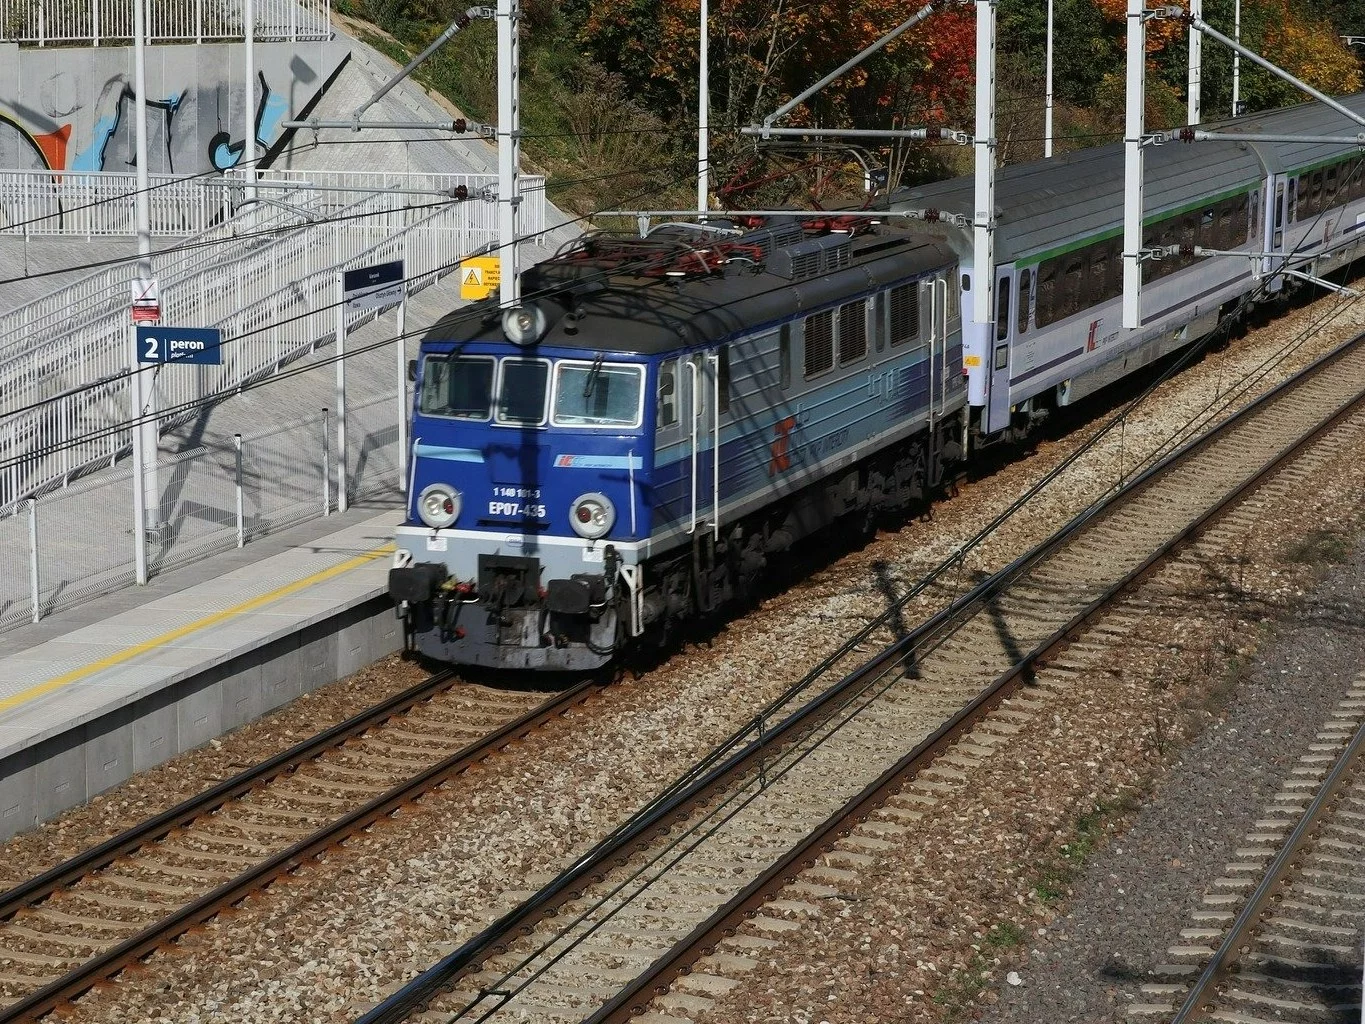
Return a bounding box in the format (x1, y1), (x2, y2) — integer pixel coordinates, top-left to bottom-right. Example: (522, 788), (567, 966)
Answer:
(657, 362), (678, 428)
(946, 279), (960, 327)
(779, 324), (792, 390)
(495, 358), (550, 425)
(804, 309), (835, 379)
(838, 300), (867, 365)
(420, 355), (493, 420)
(552, 362), (645, 428)
(888, 283), (919, 347)
(874, 292), (887, 352)
(995, 281), (1010, 342)
(1017, 269), (1031, 335)
(717, 345), (731, 414)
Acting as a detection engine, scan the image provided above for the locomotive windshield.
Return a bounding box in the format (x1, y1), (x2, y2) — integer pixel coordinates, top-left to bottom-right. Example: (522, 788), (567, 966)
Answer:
(420, 356), (493, 419)
(552, 362), (644, 427)
(495, 359), (550, 425)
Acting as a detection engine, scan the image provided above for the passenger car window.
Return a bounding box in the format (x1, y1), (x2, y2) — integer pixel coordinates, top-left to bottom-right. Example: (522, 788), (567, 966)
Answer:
(552, 362), (645, 427)
(420, 355), (493, 420)
(1017, 268), (1031, 335)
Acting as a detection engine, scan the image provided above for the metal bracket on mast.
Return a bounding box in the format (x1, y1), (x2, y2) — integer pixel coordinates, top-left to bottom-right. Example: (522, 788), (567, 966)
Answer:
(740, 125), (973, 144)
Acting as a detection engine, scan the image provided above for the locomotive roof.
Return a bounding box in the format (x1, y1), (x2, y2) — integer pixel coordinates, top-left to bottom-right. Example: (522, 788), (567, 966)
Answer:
(892, 92), (1365, 263)
(421, 226), (956, 356)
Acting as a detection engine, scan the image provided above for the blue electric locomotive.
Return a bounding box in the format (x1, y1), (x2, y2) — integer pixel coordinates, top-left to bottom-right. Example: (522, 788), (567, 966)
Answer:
(388, 218), (968, 669)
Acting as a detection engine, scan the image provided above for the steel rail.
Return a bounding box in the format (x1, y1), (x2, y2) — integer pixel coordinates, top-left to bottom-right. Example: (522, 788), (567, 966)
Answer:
(359, 328), (1365, 1024)
(0, 668), (460, 924)
(1169, 718), (1365, 1023)
(0, 678), (598, 1024)
(590, 366), (1365, 1022)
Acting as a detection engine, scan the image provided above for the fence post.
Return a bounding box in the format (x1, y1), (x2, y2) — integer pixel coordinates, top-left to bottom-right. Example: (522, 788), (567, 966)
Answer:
(322, 407), (331, 516)
(234, 433), (245, 547)
(28, 498), (40, 624)
(334, 270), (349, 513)
(92, 0), (100, 45)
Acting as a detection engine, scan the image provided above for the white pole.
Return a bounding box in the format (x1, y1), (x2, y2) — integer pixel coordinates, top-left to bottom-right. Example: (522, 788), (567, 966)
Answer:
(335, 272), (349, 513)
(129, 330), (149, 585)
(28, 498), (39, 623)
(1232, 0), (1241, 116)
(1188, 0), (1202, 125)
(244, 0), (257, 202)
(132, 0), (158, 560)
(322, 407), (331, 516)
(1044, 0), (1054, 158)
(697, 0), (709, 212)
(234, 433), (244, 547)
(497, 0), (521, 308)
(396, 298), (409, 478)
(1122, 0), (1145, 329)
(966, 0), (996, 409)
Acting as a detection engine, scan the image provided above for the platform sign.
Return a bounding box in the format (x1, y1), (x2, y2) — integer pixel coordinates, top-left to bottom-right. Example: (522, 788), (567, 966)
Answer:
(343, 260), (405, 311)
(130, 277), (160, 323)
(136, 325), (223, 364)
(459, 256), (501, 301)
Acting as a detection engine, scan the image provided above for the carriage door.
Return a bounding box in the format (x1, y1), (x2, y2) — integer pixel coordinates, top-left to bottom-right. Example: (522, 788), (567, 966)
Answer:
(984, 269), (1014, 434)
(684, 353), (716, 536)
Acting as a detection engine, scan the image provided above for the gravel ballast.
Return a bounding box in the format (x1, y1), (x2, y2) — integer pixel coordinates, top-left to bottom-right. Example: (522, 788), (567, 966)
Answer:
(9, 293), (1364, 1023)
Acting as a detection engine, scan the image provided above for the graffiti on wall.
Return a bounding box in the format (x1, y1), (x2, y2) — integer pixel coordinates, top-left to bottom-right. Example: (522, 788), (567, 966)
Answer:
(1, 63), (290, 176)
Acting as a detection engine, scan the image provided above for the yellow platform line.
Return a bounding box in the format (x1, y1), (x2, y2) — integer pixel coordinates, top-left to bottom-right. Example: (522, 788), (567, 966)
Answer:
(0, 543), (394, 715)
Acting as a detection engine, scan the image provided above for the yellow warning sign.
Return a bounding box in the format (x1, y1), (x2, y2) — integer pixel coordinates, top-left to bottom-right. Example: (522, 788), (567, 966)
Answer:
(459, 256), (501, 301)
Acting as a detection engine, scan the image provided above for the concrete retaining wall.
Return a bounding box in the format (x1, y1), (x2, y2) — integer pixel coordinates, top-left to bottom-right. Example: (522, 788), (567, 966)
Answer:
(0, 595), (399, 841)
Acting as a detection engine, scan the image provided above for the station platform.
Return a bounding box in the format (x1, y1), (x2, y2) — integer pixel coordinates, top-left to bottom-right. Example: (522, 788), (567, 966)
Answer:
(0, 505), (402, 841)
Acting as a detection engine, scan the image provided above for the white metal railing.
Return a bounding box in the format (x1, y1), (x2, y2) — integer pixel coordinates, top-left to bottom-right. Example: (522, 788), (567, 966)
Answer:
(0, 194), (327, 355)
(0, 0), (330, 45)
(0, 169), (547, 238)
(0, 177), (545, 509)
(0, 170), (234, 237)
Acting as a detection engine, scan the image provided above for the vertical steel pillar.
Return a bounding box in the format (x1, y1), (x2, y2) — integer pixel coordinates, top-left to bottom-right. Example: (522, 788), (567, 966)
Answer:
(132, 0), (157, 578)
(1122, 0), (1146, 329)
(497, 0), (521, 308)
(244, 0), (257, 201)
(966, 0), (997, 407)
(396, 298), (409, 478)
(697, 0), (709, 212)
(1232, 0), (1241, 116)
(1187, 0), (1202, 124)
(1044, 0), (1054, 157)
(322, 407), (331, 516)
(335, 272), (348, 512)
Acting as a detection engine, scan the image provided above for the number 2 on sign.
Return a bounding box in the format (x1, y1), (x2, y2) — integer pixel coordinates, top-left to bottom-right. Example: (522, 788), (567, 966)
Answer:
(143, 336), (159, 361)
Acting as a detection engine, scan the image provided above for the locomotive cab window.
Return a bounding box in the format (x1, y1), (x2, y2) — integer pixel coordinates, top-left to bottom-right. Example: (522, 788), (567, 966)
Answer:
(420, 355), (494, 420)
(779, 324), (792, 389)
(657, 362), (678, 427)
(495, 358), (550, 425)
(716, 345), (731, 413)
(552, 361), (645, 428)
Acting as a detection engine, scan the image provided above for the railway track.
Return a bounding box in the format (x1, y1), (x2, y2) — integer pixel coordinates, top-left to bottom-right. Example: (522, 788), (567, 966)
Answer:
(1132, 679), (1365, 1024)
(356, 332), (1365, 1024)
(0, 673), (596, 1022)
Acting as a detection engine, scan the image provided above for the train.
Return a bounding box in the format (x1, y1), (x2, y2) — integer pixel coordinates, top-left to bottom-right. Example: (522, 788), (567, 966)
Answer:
(388, 93), (1365, 671)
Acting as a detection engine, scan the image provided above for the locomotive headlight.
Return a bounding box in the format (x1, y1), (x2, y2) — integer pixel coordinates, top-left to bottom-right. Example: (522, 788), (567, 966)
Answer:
(417, 483), (461, 529)
(569, 492), (615, 539)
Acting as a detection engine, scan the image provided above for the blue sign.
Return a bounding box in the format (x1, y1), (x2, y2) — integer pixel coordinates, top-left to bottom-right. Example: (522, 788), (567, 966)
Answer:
(136, 326), (223, 365)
